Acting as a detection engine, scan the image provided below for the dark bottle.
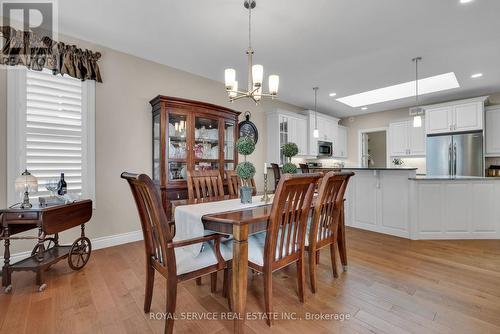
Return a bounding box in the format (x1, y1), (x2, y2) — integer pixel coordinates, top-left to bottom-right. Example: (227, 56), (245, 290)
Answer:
(57, 173), (67, 195)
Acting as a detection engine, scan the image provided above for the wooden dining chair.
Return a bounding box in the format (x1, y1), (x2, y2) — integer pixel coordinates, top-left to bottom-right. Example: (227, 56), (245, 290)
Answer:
(270, 163), (281, 189)
(224, 173), (320, 326)
(299, 163), (310, 174)
(121, 172), (228, 334)
(307, 171), (353, 293)
(186, 170), (226, 288)
(225, 170), (257, 197)
(187, 170), (225, 200)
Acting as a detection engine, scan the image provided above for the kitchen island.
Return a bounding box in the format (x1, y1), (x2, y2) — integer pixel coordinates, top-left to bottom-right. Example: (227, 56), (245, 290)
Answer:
(341, 168), (500, 240)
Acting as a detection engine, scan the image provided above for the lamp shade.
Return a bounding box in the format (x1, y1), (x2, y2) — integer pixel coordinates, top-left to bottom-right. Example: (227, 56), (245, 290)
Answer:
(313, 128), (319, 138)
(252, 64), (263, 87)
(229, 81), (238, 98)
(413, 115), (422, 128)
(268, 75), (279, 95)
(225, 68), (236, 90)
(15, 170), (38, 194)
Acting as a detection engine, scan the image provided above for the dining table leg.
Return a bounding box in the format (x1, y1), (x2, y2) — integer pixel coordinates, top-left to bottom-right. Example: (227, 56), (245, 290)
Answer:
(231, 224), (249, 334)
(337, 205), (348, 272)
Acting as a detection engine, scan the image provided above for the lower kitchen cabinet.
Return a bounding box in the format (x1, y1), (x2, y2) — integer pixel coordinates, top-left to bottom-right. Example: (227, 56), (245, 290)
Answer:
(345, 169), (412, 238)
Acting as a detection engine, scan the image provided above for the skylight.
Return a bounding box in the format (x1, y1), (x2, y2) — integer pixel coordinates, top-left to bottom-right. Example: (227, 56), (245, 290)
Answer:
(336, 72), (460, 108)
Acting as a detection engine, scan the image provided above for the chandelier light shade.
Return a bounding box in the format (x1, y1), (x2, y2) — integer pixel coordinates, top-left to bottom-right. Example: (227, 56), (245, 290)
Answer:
(225, 68), (236, 90)
(224, 0), (279, 103)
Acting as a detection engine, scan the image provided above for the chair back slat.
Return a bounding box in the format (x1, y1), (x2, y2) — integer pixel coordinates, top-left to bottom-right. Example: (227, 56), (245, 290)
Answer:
(187, 170), (225, 200)
(121, 172), (175, 273)
(310, 172), (353, 248)
(265, 174), (320, 267)
(225, 170), (256, 197)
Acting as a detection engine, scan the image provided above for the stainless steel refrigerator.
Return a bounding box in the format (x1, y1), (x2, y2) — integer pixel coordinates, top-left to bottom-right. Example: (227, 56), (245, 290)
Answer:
(426, 131), (484, 177)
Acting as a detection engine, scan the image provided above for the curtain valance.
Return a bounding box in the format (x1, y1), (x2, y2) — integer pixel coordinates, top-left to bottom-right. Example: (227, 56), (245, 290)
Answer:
(0, 26), (102, 82)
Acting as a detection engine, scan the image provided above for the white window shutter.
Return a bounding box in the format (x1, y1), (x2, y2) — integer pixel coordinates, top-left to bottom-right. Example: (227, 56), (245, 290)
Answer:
(7, 68), (96, 206)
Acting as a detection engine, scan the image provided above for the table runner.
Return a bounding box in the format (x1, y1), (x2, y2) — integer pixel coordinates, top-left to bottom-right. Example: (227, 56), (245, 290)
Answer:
(174, 196), (270, 256)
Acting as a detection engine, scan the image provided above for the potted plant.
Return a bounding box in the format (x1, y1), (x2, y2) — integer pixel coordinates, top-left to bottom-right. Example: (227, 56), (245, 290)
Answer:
(235, 137), (256, 203)
(281, 142), (299, 174)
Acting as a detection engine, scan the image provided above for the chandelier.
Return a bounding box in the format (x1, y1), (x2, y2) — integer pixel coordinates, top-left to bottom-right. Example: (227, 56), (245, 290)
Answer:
(224, 0), (279, 103)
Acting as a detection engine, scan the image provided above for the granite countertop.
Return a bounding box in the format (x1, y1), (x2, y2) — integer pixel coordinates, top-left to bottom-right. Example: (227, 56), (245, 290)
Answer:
(410, 175), (500, 181)
(340, 167), (418, 171)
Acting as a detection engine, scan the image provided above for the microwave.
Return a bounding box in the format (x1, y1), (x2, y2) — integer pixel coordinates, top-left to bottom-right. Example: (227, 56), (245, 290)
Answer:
(318, 141), (333, 157)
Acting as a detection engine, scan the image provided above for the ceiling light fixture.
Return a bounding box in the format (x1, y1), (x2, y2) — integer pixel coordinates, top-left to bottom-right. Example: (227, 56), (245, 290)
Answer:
(224, 0), (279, 103)
(361, 107), (368, 111)
(329, 92), (337, 97)
(471, 73), (483, 79)
(313, 87), (319, 138)
(336, 72), (459, 107)
(460, 0), (474, 4)
(410, 57), (424, 128)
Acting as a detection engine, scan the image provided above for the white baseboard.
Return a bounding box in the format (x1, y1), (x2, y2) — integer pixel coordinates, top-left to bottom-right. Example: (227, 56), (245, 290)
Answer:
(0, 230), (144, 264)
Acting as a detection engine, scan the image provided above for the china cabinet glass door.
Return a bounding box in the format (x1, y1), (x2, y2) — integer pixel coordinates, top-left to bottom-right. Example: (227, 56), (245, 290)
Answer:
(167, 112), (188, 181)
(223, 119), (237, 176)
(193, 115), (219, 171)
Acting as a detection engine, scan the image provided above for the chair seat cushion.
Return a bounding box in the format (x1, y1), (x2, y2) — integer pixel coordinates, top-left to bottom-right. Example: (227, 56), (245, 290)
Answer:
(221, 230), (299, 267)
(175, 241), (220, 275)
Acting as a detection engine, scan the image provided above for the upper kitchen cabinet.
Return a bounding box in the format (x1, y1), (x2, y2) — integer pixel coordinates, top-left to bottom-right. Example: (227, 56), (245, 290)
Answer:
(389, 119), (425, 157)
(307, 110), (340, 156)
(424, 97), (487, 135)
(267, 110), (308, 164)
(486, 106), (500, 156)
(333, 125), (348, 158)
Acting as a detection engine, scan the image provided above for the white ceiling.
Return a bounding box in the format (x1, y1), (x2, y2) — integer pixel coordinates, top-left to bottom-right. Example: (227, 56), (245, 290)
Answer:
(59, 0), (500, 118)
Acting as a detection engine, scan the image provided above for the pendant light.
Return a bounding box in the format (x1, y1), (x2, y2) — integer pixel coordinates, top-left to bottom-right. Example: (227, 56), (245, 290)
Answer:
(411, 57), (423, 128)
(224, 0), (279, 103)
(313, 87), (319, 138)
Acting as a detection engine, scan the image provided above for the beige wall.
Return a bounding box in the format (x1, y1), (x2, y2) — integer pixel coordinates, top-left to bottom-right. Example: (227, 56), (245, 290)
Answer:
(0, 36), (303, 254)
(340, 92), (500, 167)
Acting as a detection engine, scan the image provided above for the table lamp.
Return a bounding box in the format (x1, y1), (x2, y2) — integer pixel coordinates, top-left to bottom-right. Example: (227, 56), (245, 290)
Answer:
(15, 169), (38, 209)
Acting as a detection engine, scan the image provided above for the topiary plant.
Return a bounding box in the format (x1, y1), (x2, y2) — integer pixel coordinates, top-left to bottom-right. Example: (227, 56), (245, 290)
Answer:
(282, 162), (298, 174)
(235, 137), (256, 198)
(236, 161), (256, 180)
(282, 142), (298, 158)
(281, 142), (299, 174)
(236, 136), (255, 156)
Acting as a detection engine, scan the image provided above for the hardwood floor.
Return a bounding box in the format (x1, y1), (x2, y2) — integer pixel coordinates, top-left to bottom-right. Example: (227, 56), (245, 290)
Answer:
(1, 227), (500, 334)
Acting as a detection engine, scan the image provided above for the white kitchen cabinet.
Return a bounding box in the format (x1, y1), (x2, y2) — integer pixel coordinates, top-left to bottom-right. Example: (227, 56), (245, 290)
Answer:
(408, 121), (426, 155)
(307, 110), (340, 156)
(389, 121), (409, 156)
(425, 106), (452, 134)
(425, 98), (486, 135)
(267, 110), (308, 164)
(389, 119), (425, 157)
(345, 169), (412, 238)
(485, 106), (500, 156)
(333, 125), (348, 158)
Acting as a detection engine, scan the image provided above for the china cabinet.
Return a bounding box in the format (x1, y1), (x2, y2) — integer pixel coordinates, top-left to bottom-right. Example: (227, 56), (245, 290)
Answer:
(150, 96), (240, 218)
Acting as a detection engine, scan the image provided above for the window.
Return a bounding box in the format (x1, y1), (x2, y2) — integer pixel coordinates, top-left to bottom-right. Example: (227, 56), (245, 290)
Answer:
(7, 68), (95, 206)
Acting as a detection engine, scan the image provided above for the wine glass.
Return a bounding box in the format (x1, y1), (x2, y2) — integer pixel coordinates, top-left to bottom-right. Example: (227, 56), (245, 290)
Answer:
(45, 179), (58, 198)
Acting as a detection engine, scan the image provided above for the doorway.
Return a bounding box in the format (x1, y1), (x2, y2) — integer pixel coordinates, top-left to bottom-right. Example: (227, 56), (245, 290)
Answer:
(359, 128), (388, 168)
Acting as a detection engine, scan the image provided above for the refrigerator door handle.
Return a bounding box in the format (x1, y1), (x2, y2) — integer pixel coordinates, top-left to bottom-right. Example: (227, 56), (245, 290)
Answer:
(453, 142), (457, 176)
(448, 143), (453, 176)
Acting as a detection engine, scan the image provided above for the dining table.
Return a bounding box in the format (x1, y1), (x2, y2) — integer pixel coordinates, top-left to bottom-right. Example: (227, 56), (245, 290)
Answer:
(171, 194), (348, 334)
